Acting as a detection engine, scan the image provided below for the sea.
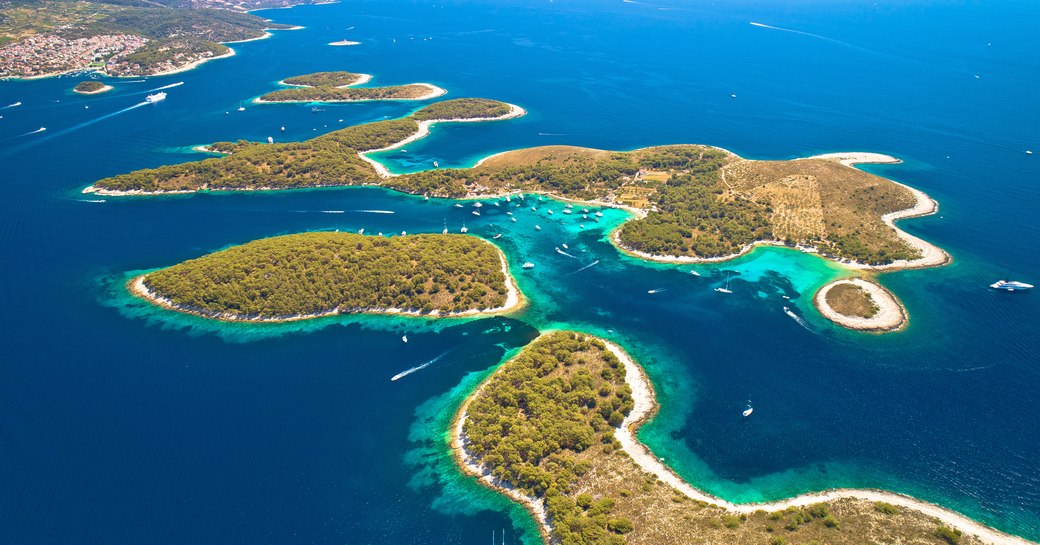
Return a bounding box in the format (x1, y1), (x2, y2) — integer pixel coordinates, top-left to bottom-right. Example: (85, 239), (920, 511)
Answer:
(1, 1), (1038, 543)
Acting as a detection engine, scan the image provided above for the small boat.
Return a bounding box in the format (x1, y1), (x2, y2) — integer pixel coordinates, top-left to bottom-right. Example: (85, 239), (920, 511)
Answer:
(281, 126), (285, 132)
(547, 210), (554, 215)
(582, 214), (588, 219)
(472, 210), (481, 216)
(237, 106), (246, 112)
(510, 217), (517, 222)
(310, 106), (323, 112)
(562, 243), (568, 249)
(565, 204), (573, 209)
(145, 92), (166, 103)
(689, 269), (700, 276)
(522, 262), (535, 269)
(595, 211), (603, 217)
(401, 231), (407, 236)
(506, 211), (513, 216)
(433, 161), (439, 168)
(473, 202), (483, 208)
(531, 206), (537, 211)
(742, 403), (753, 417)
(493, 201), (500, 207)
(267, 136), (274, 144)
(648, 288), (663, 294)
(562, 209), (572, 214)
(990, 279), (1034, 291)
(357, 228), (364, 234)
(535, 225), (541, 231)
(460, 222), (468, 233)
(493, 234), (502, 239)
(402, 335), (408, 343)
(582, 208), (589, 213)
(454, 203), (464, 208)
(424, 195), (429, 201)
(505, 195), (511, 203)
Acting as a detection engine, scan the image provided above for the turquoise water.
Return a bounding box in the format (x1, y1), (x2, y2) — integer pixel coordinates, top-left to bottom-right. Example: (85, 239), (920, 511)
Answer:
(2, 0), (1039, 543)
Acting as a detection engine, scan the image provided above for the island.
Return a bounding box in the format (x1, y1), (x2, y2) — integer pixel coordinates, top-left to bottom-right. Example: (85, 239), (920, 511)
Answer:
(455, 331), (1028, 545)
(85, 110), (946, 270)
(814, 277), (907, 332)
(73, 80), (112, 95)
(0, 0), (307, 78)
(84, 98), (522, 195)
(131, 232), (522, 321)
(256, 70), (445, 103)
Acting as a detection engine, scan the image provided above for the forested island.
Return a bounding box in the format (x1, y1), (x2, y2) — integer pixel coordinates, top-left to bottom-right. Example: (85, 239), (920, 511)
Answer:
(86, 102), (940, 266)
(456, 331), (1009, 545)
(73, 80), (111, 94)
(0, 0), (296, 78)
(257, 70), (444, 102)
(132, 232), (520, 321)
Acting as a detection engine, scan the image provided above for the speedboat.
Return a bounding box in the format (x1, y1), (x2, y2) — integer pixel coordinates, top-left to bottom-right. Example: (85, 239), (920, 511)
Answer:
(990, 279), (1033, 291)
(522, 262), (535, 269)
(534, 225), (541, 231)
(145, 92), (166, 103)
(743, 404), (753, 417)
(715, 287), (733, 294)
(689, 269), (700, 277)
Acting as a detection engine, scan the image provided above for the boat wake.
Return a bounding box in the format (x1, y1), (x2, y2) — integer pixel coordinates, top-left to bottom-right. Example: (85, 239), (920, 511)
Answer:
(348, 209), (395, 214)
(2, 101), (22, 109)
(783, 306), (813, 332)
(749, 21), (848, 45)
(647, 288), (666, 294)
(147, 81), (184, 92)
(555, 247), (579, 259)
(320, 210), (345, 214)
(390, 350), (451, 381)
(570, 259), (600, 274)
(79, 199), (107, 203)
(17, 127), (47, 136)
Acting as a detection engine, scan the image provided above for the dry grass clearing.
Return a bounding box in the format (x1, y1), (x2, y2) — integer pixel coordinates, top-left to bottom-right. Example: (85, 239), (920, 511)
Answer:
(825, 282), (880, 318)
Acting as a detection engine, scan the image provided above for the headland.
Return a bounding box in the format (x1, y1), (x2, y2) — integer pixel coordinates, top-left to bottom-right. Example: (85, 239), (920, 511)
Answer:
(453, 331), (1034, 545)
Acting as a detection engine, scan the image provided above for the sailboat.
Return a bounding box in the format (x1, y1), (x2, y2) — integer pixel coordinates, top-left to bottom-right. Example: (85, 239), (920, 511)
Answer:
(715, 273), (733, 294)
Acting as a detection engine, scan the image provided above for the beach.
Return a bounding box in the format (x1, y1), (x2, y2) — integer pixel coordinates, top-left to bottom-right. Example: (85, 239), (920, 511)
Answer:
(814, 277), (908, 331)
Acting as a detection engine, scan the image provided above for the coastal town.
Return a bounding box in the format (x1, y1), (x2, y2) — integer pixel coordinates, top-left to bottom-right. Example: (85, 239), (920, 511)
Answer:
(0, 33), (147, 78)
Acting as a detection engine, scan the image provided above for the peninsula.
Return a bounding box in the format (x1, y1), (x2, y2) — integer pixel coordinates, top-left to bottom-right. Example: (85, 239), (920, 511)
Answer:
(131, 232), (522, 321)
(455, 331), (1031, 545)
(256, 70), (445, 103)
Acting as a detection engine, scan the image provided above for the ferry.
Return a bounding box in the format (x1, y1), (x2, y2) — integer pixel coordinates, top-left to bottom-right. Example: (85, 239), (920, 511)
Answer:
(522, 262), (535, 269)
(145, 92), (167, 103)
(990, 279), (1033, 291)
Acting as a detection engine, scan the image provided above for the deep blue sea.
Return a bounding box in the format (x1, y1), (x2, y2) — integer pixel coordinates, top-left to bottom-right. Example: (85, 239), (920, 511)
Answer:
(1, 1), (1038, 543)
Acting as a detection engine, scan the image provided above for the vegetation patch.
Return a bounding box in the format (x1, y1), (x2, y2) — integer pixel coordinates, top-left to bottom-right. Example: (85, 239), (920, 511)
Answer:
(140, 232), (511, 319)
(825, 282), (879, 318)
